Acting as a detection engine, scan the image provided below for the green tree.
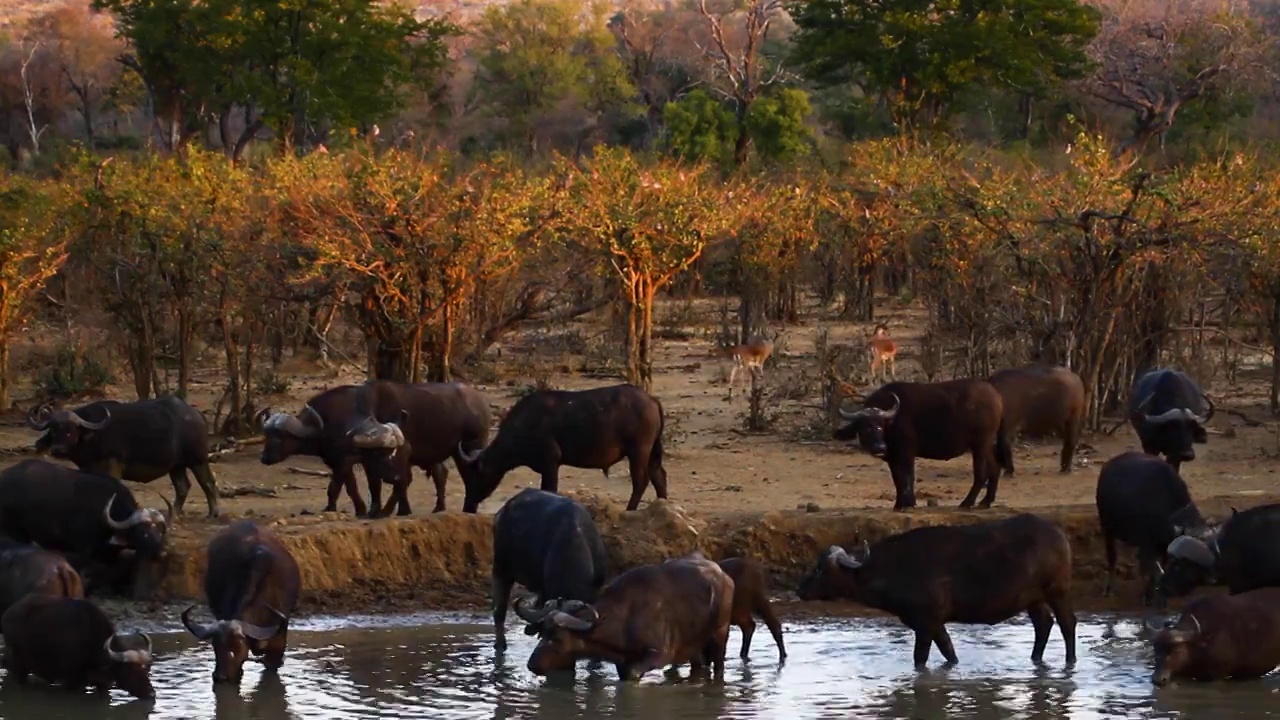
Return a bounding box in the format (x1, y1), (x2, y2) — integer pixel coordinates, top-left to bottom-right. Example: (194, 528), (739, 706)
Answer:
(662, 89), (739, 164)
(786, 0), (1100, 129)
(744, 88), (813, 162)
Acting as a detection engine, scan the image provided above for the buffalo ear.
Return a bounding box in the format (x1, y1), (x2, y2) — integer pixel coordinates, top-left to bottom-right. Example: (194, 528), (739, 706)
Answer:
(523, 624), (541, 637)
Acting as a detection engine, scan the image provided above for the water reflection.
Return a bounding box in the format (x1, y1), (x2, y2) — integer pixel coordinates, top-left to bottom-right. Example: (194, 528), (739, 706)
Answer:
(0, 614), (1277, 719)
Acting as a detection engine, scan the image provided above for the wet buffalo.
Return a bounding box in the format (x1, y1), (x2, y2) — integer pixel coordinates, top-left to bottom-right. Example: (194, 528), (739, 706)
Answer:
(719, 557), (786, 661)
(2, 594), (154, 699)
(796, 514), (1076, 667)
(515, 555), (734, 679)
(1149, 587), (1280, 685)
(491, 488), (607, 651)
(0, 538), (84, 616)
(339, 380), (492, 516)
(988, 365), (1085, 474)
(0, 459), (170, 597)
(1128, 369), (1214, 472)
(835, 380), (1012, 511)
(181, 520), (301, 683)
(457, 384), (667, 513)
(1095, 451), (1209, 606)
(1158, 502), (1280, 600)
(29, 395), (219, 517)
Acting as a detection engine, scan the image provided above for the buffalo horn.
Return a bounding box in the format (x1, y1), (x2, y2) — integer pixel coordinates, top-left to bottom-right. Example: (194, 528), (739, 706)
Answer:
(1143, 408), (1195, 425)
(103, 494), (141, 531)
(26, 404), (52, 431)
(1143, 616), (1170, 634)
(302, 404), (324, 430)
(550, 605), (598, 632)
(253, 407), (272, 427)
(831, 545), (862, 571)
(181, 605), (218, 641)
(838, 393), (900, 422)
(1168, 614), (1202, 644)
(857, 539), (871, 562)
(70, 408), (109, 430)
(104, 635), (125, 662)
(1166, 535), (1216, 568)
(513, 594), (552, 624)
(160, 496), (174, 526)
(138, 632), (153, 660)
(239, 608), (286, 641)
(457, 442), (482, 465)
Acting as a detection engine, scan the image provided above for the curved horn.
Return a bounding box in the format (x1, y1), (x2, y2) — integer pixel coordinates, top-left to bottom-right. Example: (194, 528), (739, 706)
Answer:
(104, 635), (126, 662)
(26, 404), (51, 431)
(1144, 408), (1191, 425)
(457, 441), (482, 465)
(160, 496), (174, 526)
(1169, 613), (1202, 643)
(513, 595), (553, 625)
(138, 632), (153, 660)
(239, 613), (285, 641)
(857, 539), (871, 562)
(1201, 394), (1216, 421)
(838, 407), (870, 421)
(103, 494), (138, 531)
(550, 606), (598, 632)
(831, 545), (862, 571)
(181, 604), (218, 641)
(1166, 536), (1217, 568)
(70, 408), (109, 430)
(881, 393), (901, 420)
(302, 404), (324, 430)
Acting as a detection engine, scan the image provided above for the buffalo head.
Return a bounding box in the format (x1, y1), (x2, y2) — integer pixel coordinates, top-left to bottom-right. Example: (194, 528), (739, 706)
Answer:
(182, 604), (288, 683)
(1148, 613), (1203, 686)
(456, 442), (500, 513)
(1156, 534), (1219, 600)
(97, 632), (156, 699)
(103, 493), (171, 559)
(27, 404), (110, 461)
(796, 542), (870, 601)
(258, 405), (324, 465)
(1136, 391), (1214, 464)
(513, 595), (602, 675)
(834, 394), (900, 459)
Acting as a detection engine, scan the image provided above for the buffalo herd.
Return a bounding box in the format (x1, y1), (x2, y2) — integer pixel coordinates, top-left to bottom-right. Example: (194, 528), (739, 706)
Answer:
(0, 360), (1270, 698)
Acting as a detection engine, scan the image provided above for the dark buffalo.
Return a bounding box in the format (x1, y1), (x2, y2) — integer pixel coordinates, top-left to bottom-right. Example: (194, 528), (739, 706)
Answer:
(1095, 451), (1209, 606)
(1148, 587), (1280, 685)
(257, 385), (454, 517)
(514, 555), (734, 679)
(988, 365), (1085, 474)
(456, 384), (668, 513)
(0, 459), (170, 597)
(181, 520), (301, 683)
(338, 380), (492, 517)
(1128, 368), (1214, 472)
(28, 395), (219, 517)
(0, 538), (85, 616)
(796, 514), (1076, 667)
(490, 488), (607, 652)
(1158, 503), (1280, 600)
(718, 557), (786, 661)
(2, 594), (155, 699)
(834, 380), (1012, 511)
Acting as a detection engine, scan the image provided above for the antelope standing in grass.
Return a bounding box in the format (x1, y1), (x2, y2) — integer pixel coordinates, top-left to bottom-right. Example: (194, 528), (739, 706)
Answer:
(725, 329), (782, 400)
(868, 324), (898, 383)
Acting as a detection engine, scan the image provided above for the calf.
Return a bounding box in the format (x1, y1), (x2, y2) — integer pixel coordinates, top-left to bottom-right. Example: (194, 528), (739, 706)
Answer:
(835, 379), (1012, 510)
(988, 365), (1085, 474)
(1158, 503), (1280, 600)
(491, 488), (608, 651)
(719, 557), (786, 660)
(1128, 368), (1214, 473)
(796, 514), (1076, 667)
(457, 384), (667, 513)
(515, 555), (734, 680)
(0, 538), (84, 617)
(181, 520), (301, 683)
(1, 594), (154, 699)
(1094, 451), (1208, 606)
(1149, 587), (1280, 685)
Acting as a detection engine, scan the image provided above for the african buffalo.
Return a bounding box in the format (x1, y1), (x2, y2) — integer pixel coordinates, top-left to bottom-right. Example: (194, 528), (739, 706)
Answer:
(457, 384), (668, 513)
(181, 520), (301, 683)
(491, 488), (607, 652)
(2, 594), (155, 699)
(515, 555), (734, 680)
(834, 380), (1012, 511)
(0, 459), (169, 597)
(257, 385), (454, 517)
(28, 395), (219, 517)
(719, 557), (786, 661)
(0, 538), (84, 616)
(1095, 451), (1209, 606)
(1158, 503), (1280, 600)
(988, 365), (1085, 474)
(339, 380), (492, 517)
(1128, 368), (1214, 472)
(1148, 587), (1280, 685)
(796, 514), (1076, 667)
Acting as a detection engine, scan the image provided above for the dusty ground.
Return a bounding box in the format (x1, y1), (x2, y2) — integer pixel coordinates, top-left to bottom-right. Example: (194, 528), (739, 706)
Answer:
(1, 297), (1277, 620)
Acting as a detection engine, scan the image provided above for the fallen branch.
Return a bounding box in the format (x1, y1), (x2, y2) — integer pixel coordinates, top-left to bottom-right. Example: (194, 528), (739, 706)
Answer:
(1221, 407), (1265, 428)
(286, 466), (329, 478)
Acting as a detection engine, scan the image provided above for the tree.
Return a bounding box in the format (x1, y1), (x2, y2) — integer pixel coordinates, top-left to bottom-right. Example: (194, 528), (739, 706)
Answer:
(786, 0), (1100, 129)
(469, 0), (638, 153)
(609, 1), (702, 144)
(744, 87), (813, 162)
(662, 89), (740, 164)
(29, 1), (123, 147)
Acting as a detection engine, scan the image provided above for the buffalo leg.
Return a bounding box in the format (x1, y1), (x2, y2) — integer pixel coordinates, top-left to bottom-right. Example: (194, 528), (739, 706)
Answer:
(1136, 549), (1158, 606)
(261, 629), (288, 671)
(492, 574), (515, 652)
(890, 464), (917, 511)
(1058, 421), (1080, 474)
(959, 454), (986, 509)
(168, 468), (192, 516)
(190, 463), (220, 518)
(1047, 593), (1078, 664)
(625, 454), (648, 511)
(758, 604), (787, 660)
(709, 625), (730, 676)
(429, 462), (448, 513)
(737, 616), (757, 659)
(1027, 602), (1054, 663)
(1101, 532), (1118, 597)
(978, 459), (1000, 508)
(539, 468), (560, 494)
(365, 466), (384, 519)
(932, 627), (959, 665)
(327, 464), (367, 517)
(911, 629), (933, 666)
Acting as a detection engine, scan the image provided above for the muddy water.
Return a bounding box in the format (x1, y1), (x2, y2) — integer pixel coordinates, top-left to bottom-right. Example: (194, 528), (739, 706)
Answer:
(0, 613), (1275, 719)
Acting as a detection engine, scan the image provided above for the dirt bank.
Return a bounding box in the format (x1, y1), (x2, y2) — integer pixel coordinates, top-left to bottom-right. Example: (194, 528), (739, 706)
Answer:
(145, 491), (1272, 622)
